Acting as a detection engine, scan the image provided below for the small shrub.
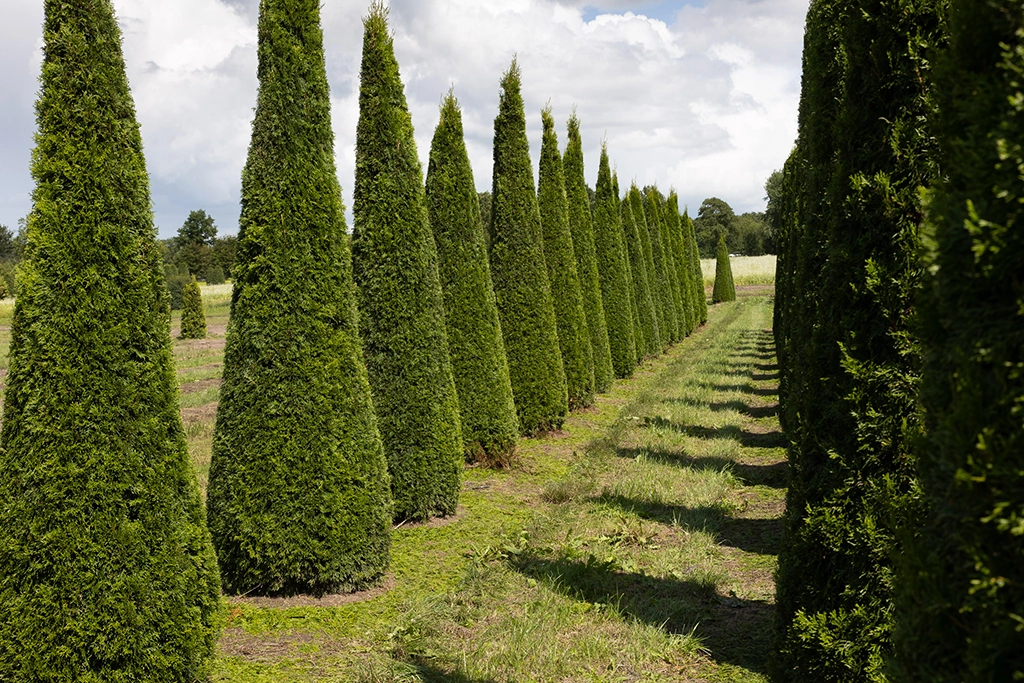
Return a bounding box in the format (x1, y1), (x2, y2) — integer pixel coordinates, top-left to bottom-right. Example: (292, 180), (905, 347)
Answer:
(205, 264), (225, 285)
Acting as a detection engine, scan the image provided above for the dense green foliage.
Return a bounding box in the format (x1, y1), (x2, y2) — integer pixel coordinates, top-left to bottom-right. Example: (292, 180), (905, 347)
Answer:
(166, 262), (192, 310)
(208, 0), (392, 595)
(643, 187), (681, 343)
(353, 3), (463, 521)
(628, 184), (666, 352)
(179, 275), (206, 339)
(621, 186), (660, 358)
(711, 235), (735, 303)
(592, 147), (636, 379)
(488, 60), (568, 434)
(693, 196), (772, 257)
(893, 2), (1024, 680)
(206, 264), (226, 285)
(564, 113), (614, 393)
(772, 0), (945, 679)
(426, 91), (519, 466)
(538, 107), (594, 409)
(0, 0), (220, 677)
(683, 211), (708, 325)
(164, 210), (237, 280)
(665, 192), (694, 336)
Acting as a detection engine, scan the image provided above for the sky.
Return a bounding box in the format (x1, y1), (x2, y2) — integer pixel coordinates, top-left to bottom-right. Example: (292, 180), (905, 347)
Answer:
(0, 0), (809, 238)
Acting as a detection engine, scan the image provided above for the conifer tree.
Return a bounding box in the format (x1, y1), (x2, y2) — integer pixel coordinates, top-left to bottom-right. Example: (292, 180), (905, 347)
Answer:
(621, 187), (661, 358)
(615, 172), (644, 358)
(538, 106), (594, 409)
(0, 0), (220, 677)
(666, 192), (694, 336)
(894, 2), (1023, 679)
(179, 275), (206, 339)
(564, 113), (614, 392)
(489, 59), (568, 434)
(426, 91), (519, 466)
(684, 211), (708, 325)
(628, 184), (666, 351)
(644, 187), (681, 342)
(592, 147), (636, 378)
(712, 234), (736, 303)
(353, 3), (463, 521)
(207, 0), (392, 596)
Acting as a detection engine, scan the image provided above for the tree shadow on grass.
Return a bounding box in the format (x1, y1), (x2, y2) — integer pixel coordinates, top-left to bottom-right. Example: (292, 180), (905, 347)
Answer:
(507, 552), (773, 673)
(662, 397), (780, 420)
(404, 663), (497, 683)
(593, 492), (784, 557)
(617, 446), (789, 489)
(643, 417), (788, 450)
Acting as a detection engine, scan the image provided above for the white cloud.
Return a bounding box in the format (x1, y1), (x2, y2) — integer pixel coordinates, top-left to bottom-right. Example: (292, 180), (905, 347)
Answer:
(0, 0), (807, 236)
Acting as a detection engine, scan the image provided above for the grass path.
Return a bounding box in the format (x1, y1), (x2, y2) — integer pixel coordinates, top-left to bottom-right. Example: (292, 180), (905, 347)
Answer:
(214, 295), (783, 682)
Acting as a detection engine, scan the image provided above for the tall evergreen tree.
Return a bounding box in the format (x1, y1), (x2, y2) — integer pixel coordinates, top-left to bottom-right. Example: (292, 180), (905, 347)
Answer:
(592, 147), (636, 378)
(628, 184), (666, 351)
(564, 113), (614, 392)
(615, 172), (644, 357)
(684, 210), (708, 325)
(666, 191), (694, 336)
(622, 186), (661, 358)
(489, 60), (568, 434)
(353, 3), (463, 521)
(207, 0), (392, 596)
(773, 0), (943, 679)
(894, 2), (1023, 680)
(426, 91), (519, 466)
(179, 275), (206, 339)
(712, 235), (736, 303)
(538, 106), (594, 409)
(0, 0), (220, 677)
(644, 187), (682, 343)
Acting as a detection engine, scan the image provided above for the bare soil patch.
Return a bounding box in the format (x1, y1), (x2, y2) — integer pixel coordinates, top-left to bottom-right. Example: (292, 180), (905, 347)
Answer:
(181, 378), (221, 394)
(181, 402), (218, 423)
(225, 574), (396, 610)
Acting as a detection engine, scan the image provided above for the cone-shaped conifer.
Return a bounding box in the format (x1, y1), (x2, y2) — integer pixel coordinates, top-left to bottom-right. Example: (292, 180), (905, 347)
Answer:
(0, 0), (220, 677)
(489, 60), (568, 433)
(615, 172), (644, 358)
(593, 149), (636, 378)
(644, 187), (681, 343)
(179, 275), (206, 339)
(666, 192), (694, 336)
(538, 107), (594, 409)
(207, 0), (392, 596)
(564, 113), (614, 392)
(353, 3), (463, 521)
(622, 187), (661, 358)
(712, 235), (736, 303)
(629, 184), (666, 351)
(426, 91), (519, 466)
(684, 211), (708, 324)
(894, 2), (1023, 679)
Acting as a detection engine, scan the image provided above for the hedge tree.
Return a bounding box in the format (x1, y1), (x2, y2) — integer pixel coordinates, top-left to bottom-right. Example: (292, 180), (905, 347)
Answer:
(352, 3), (463, 521)
(621, 186), (661, 358)
(628, 184), (666, 351)
(0, 0), (220, 678)
(564, 113), (614, 392)
(615, 172), (644, 357)
(489, 59), (568, 434)
(684, 210), (707, 325)
(894, 2), (1024, 680)
(207, 0), (392, 596)
(643, 187), (680, 343)
(592, 147), (636, 378)
(538, 106), (594, 410)
(666, 192), (694, 336)
(179, 275), (206, 339)
(711, 234), (735, 303)
(426, 90), (519, 467)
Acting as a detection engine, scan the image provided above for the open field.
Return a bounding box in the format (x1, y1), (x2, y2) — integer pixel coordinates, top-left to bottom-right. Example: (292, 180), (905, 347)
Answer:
(700, 255), (776, 289)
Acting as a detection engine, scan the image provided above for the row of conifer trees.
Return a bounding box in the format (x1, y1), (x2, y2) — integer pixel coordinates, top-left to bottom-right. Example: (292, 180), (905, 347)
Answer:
(772, 0), (1024, 681)
(0, 0), (709, 679)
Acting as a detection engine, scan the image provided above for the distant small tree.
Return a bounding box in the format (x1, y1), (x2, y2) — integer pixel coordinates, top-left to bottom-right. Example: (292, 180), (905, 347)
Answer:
(210, 234), (237, 278)
(166, 263), (191, 310)
(694, 197), (736, 257)
(205, 265), (226, 285)
(0, 225), (14, 261)
(712, 235), (736, 303)
(176, 210), (217, 247)
(179, 276), (206, 339)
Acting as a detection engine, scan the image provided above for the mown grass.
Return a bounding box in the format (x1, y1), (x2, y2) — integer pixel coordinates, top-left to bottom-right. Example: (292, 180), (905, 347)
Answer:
(701, 255), (776, 288)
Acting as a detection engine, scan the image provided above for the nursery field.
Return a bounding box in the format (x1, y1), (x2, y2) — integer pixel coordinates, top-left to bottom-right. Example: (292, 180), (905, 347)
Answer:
(0, 291), (783, 681)
(700, 255), (776, 289)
